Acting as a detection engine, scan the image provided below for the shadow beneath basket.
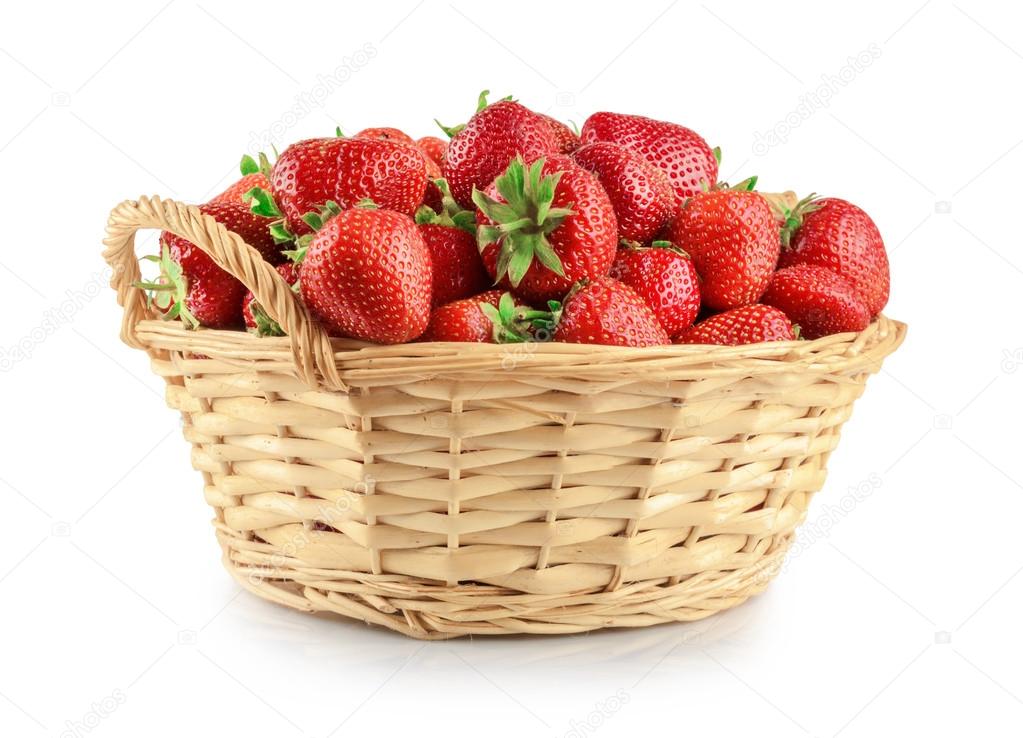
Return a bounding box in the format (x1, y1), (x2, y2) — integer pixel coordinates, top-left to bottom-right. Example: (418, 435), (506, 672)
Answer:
(212, 579), (773, 671)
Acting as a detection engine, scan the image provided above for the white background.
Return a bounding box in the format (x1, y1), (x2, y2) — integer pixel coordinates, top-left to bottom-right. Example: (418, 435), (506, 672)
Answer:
(2, 1), (1021, 736)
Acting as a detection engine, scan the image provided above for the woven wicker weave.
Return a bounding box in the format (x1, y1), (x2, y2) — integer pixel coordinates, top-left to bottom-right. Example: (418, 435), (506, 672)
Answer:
(103, 196), (906, 639)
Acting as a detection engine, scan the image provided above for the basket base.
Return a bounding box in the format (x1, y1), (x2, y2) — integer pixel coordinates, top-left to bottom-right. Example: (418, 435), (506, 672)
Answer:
(219, 535), (793, 640)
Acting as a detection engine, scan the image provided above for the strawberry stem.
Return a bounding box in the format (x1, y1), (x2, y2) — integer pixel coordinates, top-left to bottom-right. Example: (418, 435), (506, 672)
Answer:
(414, 179), (476, 234)
(478, 292), (553, 343)
(777, 192), (821, 248)
(435, 89), (514, 139)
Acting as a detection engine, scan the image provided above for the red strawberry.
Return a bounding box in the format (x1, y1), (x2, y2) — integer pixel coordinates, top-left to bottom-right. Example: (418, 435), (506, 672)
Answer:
(779, 197), (890, 315)
(761, 265), (870, 339)
(146, 201), (279, 329)
(572, 141), (674, 242)
(443, 98), (558, 208)
(415, 179), (489, 307)
(355, 127), (416, 146)
(420, 291), (537, 343)
(201, 199), (285, 265)
(210, 153), (272, 205)
(262, 137), (426, 238)
(351, 130), (443, 216)
(679, 305), (795, 345)
(580, 112), (717, 204)
(421, 154), (444, 212)
(667, 190), (780, 311)
(539, 113), (579, 153)
(332, 137), (426, 215)
(609, 242), (700, 337)
(299, 205), (432, 343)
(553, 277), (669, 347)
(421, 290), (502, 342)
(474, 156), (618, 304)
(417, 136), (447, 166)
(260, 138), (340, 238)
(242, 261), (300, 335)
(212, 172), (269, 205)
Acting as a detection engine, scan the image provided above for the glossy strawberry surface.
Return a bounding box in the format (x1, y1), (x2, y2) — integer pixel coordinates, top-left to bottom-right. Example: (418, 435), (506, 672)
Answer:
(355, 127), (416, 145)
(679, 304), (795, 345)
(539, 113), (579, 153)
(269, 138), (342, 236)
(443, 100), (558, 208)
(609, 245), (700, 338)
(781, 197), (889, 315)
(334, 138), (427, 214)
(418, 223), (490, 308)
(210, 172), (270, 205)
(300, 208), (432, 343)
(271, 137), (426, 236)
(420, 153), (444, 211)
(554, 277), (669, 347)
(668, 190), (780, 311)
(580, 112), (718, 203)
(761, 264), (870, 339)
(417, 136), (447, 166)
(573, 141), (674, 242)
(420, 290), (505, 342)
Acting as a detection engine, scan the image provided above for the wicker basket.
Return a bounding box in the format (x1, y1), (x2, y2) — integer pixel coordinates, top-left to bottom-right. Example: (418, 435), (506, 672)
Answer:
(103, 196), (906, 639)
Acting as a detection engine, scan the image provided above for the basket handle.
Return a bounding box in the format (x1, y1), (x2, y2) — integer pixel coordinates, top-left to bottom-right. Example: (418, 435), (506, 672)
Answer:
(102, 195), (346, 392)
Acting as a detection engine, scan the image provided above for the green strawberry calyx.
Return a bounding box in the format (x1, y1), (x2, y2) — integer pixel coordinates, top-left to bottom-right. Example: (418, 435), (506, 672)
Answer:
(471, 156), (575, 288)
(414, 178), (476, 234)
(250, 301), (285, 337)
(243, 186), (295, 246)
(134, 243), (200, 329)
(478, 292), (559, 343)
(300, 200), (342, 232)
(248, 279), (300, 337)
(281, 201), (339, 264)
(713, 174), (758, 192)
(778, 192), (822, 248)
(435, 89), (515, 138)
(240, 151), (273, 178)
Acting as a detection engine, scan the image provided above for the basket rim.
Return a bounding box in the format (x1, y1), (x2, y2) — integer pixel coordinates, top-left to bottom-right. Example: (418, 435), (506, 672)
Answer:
(133, 314), (906, 384)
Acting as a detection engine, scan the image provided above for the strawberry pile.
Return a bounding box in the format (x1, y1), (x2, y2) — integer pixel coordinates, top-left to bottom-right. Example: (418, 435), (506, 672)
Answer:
(141, 92), (890, 348)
